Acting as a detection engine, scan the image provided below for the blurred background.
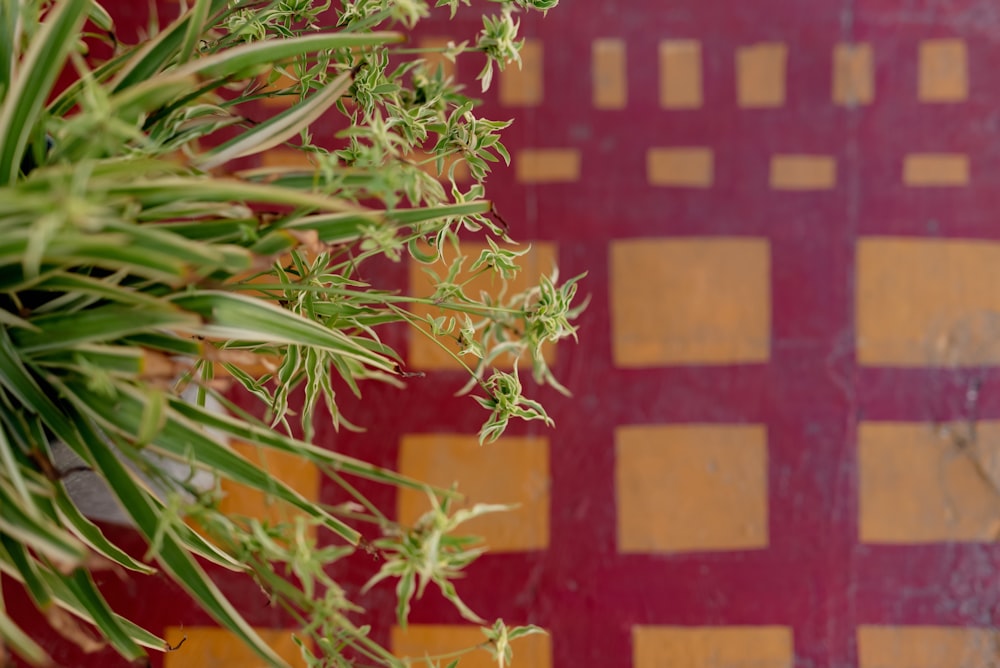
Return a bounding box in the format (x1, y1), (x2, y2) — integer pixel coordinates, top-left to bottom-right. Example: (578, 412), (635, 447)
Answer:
(11, 0), (1000, 666)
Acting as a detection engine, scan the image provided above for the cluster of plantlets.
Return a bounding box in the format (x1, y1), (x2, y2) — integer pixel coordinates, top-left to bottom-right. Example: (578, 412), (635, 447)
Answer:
(0, 0), (582, 665)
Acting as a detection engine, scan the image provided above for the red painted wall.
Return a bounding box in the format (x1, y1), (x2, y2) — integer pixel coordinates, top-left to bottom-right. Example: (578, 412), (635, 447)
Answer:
(9, 0), (1000, 666)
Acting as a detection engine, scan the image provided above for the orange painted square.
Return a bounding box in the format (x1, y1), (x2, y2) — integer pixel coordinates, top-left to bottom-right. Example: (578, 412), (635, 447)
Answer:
(633, 626), (792, 668)
(407, 241), (557, 370)
(593, 38), (627, 109)
(418, 36), (457, 79)
(858, 421), (1000, 543)
(218, 441), (320, 530)
(903, 153), (969, 186)
(392, 624), (551, 668)
(833, 43), (874, 106)
(736, 43), (787, 108)
(858, 626), (997, 668)
(659, 40), (703, 109)
(647, 148), (713, 187)
(397, 434), (549, 551)
(164, 626), (306, 668)
(919, 39), (968, 102)
(515, 148), (581, 183)
(770, 155), (837, 190)
(500, 39), (543, 107)
(856, 237), (1000, 366)
(616, 425), (769, 553)
(610, 238), (771, 367)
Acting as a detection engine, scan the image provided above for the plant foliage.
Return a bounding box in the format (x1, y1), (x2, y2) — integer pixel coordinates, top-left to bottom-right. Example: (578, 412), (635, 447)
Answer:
(0, 0), (582, 665)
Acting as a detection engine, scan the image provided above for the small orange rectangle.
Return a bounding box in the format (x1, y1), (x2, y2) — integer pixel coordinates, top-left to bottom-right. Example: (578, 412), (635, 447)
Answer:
(592, 38), (627, 109)
(659, 40), (703, 109)
(919, 39), (968, 102)
(737, 42), (787, 108)
(647, 147), (713, 187)
(219, 442), (320, 531)
(770, 155), (837, 190)
(858, 626), (997, 668)
(515, 148), (580, 183)
(500, 39), (543, 107)
(903, 153), (969, 186)
(633, 626), (793, 668)
(832, 43), (874, 105)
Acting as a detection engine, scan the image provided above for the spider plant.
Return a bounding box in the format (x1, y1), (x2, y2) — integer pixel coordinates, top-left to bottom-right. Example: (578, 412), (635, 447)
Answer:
(0, 0), (580, 665)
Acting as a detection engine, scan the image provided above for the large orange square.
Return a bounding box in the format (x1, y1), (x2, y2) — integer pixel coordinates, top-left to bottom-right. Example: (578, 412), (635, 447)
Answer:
(858, 421), (1000, 543)
(856, 237), (1000, 366)
(397, 434), (549, 551)
(647, 148), (713, 187)
(633, 626), (792, 668)
(392, 625), (551, 668)
(902, 153), (969, 187)
(407, 241), (557, 370)
(616, 425), (769, 553)
(164, 627), (306, 668)
(858, 626), (996, 668)
(219, 441), (320, 530)
(770, 155), (837, 190)
(919, 39), (968, 102)
(610, 238), (771, 367)
(736, 43), (787, 108)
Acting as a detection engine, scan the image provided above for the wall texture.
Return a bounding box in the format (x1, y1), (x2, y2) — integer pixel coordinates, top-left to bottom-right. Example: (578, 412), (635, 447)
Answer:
(10, 0), (1000, 666)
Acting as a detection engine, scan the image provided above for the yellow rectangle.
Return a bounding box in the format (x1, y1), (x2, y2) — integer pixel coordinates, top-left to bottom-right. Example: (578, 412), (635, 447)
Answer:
(737, 43), (787, 108)
(392, 625), (551, 668)
(770, 155), (837, 190)
(858, 626), (997, 668)
(647, 147), (713, 187)
(500, 39), (543, 107)
(593, 38), (627, 109)
(164, 627), (306, 668)
(407, 241), (556, 370)
(516, 148), (580, 183)
(398, 434), (550, 551)
(903, 153), (969, 186)
(858, 422), (1000, 543)
(617, 425), (768, 553)
(856, 237), (1000, 366)
(659, 40), (703, 109)
(919, 39), (968, 102)
(832, 43), (874, 105)
(633, 626), (793, 668)
(610, 238), (771, 367)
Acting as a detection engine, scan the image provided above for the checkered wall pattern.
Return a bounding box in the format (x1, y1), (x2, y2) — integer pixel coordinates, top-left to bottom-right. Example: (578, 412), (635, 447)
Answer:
(86, 2), (1000, 667)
